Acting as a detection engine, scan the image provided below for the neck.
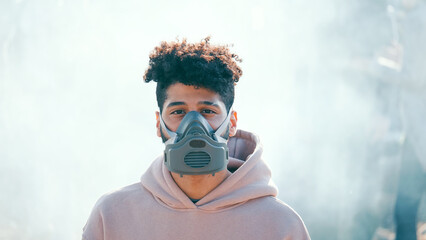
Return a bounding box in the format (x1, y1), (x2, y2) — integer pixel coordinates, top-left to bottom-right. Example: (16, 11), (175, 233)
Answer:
(171, 169), (231, 200)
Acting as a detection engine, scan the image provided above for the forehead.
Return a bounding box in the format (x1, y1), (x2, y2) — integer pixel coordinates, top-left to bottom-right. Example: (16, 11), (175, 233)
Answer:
(164, 83), (224, 106)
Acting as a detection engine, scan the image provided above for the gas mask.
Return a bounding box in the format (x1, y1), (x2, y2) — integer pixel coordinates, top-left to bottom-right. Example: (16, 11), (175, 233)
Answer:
(159, 110), (232, 177)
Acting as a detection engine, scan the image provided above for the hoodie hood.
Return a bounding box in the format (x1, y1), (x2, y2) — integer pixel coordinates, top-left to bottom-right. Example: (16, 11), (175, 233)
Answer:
(140, 129), (278, 211)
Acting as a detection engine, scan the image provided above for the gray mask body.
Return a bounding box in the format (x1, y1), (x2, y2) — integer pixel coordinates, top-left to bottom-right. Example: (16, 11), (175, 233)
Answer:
(160, 111), (231, 176)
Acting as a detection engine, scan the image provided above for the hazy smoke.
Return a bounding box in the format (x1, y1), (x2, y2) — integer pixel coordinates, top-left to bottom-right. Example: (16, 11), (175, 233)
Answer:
(1, 0), (425, 239)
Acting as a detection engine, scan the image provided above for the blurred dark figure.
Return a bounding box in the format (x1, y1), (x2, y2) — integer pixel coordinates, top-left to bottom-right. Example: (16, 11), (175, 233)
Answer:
(395, 140), (426, 240)
(347, 0), (426, 238)
(390, 0), (426, 239)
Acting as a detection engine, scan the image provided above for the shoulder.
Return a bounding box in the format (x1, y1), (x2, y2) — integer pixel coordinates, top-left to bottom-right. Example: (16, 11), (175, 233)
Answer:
(83, 183), (152, 239)
(94, 182), (150, 212)
(244, 196), (310, 239)
(254, 196), (304, 221)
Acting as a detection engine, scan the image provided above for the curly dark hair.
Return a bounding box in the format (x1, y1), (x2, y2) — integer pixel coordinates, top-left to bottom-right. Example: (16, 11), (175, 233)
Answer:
(143, 37), (243, 113)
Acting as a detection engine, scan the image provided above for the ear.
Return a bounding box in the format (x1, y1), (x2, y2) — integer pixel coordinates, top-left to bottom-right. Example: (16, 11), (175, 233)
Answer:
(155, 111), (161, 138)
(228, 110), (238, 137)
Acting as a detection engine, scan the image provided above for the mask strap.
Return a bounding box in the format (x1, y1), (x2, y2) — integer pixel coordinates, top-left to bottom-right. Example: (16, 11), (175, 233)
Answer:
(214, 106), (233, 142)
(159, 114), (177, 144)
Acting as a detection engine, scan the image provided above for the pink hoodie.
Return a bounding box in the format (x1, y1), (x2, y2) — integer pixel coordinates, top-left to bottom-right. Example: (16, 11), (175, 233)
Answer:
(83, 130), (310, 240)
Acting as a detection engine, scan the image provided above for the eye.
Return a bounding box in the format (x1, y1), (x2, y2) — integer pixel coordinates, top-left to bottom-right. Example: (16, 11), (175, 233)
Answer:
(171, 109), (186, 115)
(201, 109), (216, 114)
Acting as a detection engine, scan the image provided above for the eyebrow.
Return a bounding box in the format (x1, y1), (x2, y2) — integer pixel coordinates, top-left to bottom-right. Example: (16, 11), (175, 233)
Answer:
(165, 101), (220, 109)
(198, 101), (220, 108)
(166, 101), (186, 108)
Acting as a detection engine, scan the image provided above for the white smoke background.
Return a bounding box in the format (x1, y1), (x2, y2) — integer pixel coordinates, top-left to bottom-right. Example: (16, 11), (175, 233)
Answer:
(1, 0), (425, 239)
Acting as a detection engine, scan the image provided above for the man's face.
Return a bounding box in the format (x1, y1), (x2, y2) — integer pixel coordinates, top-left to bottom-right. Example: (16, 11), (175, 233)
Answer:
(155, 82), (237, 139)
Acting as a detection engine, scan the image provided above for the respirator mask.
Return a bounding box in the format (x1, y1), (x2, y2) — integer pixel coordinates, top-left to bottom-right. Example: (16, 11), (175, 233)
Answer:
(159, 110), (232, 177)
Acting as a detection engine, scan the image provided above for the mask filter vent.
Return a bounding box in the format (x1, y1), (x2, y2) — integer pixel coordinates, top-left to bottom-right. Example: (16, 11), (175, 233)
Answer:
(184, 152), (211, 168)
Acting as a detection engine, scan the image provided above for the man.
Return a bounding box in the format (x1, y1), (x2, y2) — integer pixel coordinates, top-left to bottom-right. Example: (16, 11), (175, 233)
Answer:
(82, 37), (310, 240)
(393, 1), (426, 239)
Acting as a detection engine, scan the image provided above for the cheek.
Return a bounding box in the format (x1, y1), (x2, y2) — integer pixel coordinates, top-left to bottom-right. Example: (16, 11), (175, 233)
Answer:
(169, 124), (180, 132)
(209, 115), (227, 130)
(163, 118), (181, 132)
